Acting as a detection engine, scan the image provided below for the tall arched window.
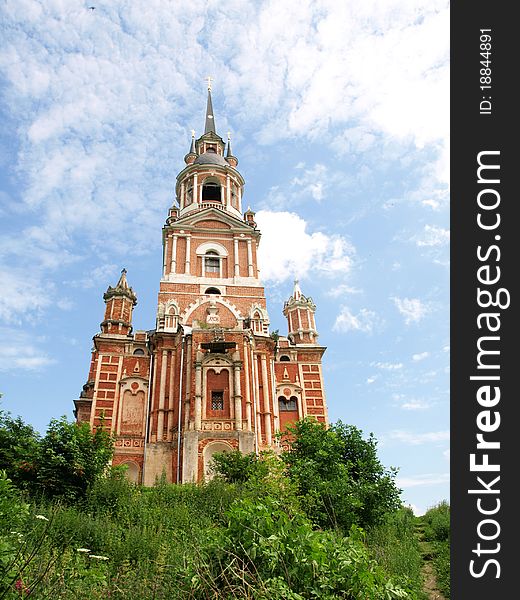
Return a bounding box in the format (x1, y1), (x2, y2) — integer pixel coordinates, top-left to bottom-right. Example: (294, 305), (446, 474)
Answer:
(204, 251), (220, 275)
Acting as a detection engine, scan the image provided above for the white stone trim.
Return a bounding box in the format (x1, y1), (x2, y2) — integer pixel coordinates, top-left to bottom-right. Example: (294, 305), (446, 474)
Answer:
(195, 241), (229, 257)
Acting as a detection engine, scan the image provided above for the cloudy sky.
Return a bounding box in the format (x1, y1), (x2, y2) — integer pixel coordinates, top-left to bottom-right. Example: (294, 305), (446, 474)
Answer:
(0, 0), (449, 515)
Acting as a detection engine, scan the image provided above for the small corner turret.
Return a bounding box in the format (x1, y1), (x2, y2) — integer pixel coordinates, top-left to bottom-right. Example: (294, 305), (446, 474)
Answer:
(283, 279), (319, 345)
(101, 269), (137, 336)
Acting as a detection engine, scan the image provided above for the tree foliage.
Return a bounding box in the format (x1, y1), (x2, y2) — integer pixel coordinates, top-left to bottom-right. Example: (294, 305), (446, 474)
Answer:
(36, 417), (114, 501)
(0, 410), (114, 502)
(281, 418), (402, 532)
(210, 449), (269, 483)
(0, 409), (40, 489)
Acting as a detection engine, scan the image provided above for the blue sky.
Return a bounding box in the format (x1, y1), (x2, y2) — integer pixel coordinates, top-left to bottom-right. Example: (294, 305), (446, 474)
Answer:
(0, 0), (449, 515)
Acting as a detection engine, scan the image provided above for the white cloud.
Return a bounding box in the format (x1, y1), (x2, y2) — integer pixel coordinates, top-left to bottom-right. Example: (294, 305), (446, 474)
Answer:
(0, 328), (55, 372)
(407, 504), (426, 517)
(0, 267), (53, 324)
(396, 473), (450, 488)
(67, 264), (119, 290)
(390, 430), (450, 445)
(333, 306), (380, 334)
(326, 284), (361, 298)
(291, 163), (328, 201)
(412, 225), (450, 247)
(400, 400), (430, 411)
(0, 2), (448, 325)
(373, 361), (403, 370)
(412, 351), (429, 361)
(392, 296), (430, 325)
(256, 210), (354, 283)
(366, 376), (377, 384)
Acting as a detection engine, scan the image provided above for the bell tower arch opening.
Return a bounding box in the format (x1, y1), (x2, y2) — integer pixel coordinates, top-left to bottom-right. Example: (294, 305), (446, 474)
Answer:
(202, 176), (221, 202)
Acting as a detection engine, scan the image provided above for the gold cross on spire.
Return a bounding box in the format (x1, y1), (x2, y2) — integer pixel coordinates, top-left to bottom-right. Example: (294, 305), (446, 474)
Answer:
(205, 75), (213, 91)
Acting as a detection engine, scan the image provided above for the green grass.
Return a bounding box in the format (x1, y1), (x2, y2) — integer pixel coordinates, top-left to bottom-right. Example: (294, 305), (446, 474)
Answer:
(366, 507), (427, 600)
(1, 470), (434, 599)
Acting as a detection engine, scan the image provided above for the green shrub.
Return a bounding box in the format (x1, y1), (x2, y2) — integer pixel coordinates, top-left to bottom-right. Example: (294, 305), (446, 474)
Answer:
(282, 418), (402, 533)
(186, 495), (414, 599)
(423, 500), (450, 542)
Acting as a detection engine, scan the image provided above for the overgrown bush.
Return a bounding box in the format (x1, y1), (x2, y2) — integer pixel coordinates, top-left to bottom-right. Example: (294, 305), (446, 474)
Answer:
(423, 499), (450, 543)
(0, 410), (40, 490)
(281, 418), (402, 532)
(187, 495), (414, 599)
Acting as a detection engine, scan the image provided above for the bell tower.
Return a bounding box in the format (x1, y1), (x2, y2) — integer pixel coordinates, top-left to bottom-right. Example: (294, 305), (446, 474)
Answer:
(75, 83), (329, 485)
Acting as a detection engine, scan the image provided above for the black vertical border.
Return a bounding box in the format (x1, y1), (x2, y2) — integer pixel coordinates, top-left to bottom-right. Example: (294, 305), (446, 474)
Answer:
(451, 2), (516, 598)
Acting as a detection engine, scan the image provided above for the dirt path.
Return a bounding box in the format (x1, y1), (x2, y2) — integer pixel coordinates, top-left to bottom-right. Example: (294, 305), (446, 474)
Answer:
(415, 520), (447, 600)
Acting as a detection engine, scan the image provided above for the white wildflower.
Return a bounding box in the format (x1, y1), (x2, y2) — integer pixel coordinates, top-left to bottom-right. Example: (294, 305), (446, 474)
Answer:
(89, 555), (109, 561)
(76, 548), (91, 553)
(35, 514), (49, 521)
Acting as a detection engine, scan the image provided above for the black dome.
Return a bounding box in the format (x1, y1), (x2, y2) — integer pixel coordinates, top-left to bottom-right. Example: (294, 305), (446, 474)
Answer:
(194, 152), (229, 167)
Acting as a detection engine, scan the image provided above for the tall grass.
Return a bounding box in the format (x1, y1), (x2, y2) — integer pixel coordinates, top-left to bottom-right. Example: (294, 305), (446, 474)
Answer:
(1, 470), (425, 599)
(366, 507), (427, 600)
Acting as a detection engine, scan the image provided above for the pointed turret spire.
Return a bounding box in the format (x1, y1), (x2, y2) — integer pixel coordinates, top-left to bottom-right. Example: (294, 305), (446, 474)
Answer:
(116, 268), (129, 290)
(292, 279), (302, 300)
(184, 129), (197, 165)
(283, 280), (318, 345)
(225, 131), (238, 167)
(204, 78), (216, 134)
(104, 269), (137, 305)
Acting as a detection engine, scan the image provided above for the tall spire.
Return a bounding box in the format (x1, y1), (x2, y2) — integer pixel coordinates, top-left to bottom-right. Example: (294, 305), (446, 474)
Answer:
(292, 278), (302, 300)
(204, 77), (216, 134)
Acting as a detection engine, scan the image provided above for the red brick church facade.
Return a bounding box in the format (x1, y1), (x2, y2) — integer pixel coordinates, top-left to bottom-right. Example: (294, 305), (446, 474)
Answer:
(74, 88), (328, 484)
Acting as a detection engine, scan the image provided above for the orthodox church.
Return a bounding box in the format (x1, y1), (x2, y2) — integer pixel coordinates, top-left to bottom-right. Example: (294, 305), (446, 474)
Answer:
(74, 85), (328, 484)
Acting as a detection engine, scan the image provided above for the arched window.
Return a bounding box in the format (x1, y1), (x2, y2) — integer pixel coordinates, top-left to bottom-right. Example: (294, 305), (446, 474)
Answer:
(205, 250), (220, 274)
(133, 348), (145, 356)
(202, 177), (221, 202)
(205, 287), (221, 295)
(279, 355), (290, 362)
(279, 396), (298, 411)
(251, 310), (263, 333)
(165, 304), (179, 331)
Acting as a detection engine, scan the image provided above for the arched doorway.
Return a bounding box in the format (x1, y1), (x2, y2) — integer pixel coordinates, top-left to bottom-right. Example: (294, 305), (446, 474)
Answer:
(203, 441), (233, 480)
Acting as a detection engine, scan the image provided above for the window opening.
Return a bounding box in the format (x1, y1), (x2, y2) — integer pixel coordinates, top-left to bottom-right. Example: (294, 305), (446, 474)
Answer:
(279, 396), (297, 411)
(205, 251), (220, 273)
(211, 390), (224, 411)
(202, 181), (221, 202)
